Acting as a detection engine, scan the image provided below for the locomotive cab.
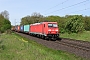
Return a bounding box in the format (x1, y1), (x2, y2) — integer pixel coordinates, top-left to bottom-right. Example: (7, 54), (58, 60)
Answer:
(43, 22), (59, 40)
(47, 23), (59, 39)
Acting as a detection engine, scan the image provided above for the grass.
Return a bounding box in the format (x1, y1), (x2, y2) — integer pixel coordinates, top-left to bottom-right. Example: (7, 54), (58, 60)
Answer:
(60, 31), (90, 42)
(0, 33), (89, 60)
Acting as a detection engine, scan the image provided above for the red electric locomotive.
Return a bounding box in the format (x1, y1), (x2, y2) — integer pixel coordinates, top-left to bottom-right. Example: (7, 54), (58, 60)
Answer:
(30, 22), (59, 40)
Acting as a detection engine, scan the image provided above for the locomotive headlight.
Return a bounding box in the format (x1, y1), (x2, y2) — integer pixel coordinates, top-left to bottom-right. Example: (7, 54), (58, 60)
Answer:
(55, 30), (58, 31)
(48, 29), (51, 31)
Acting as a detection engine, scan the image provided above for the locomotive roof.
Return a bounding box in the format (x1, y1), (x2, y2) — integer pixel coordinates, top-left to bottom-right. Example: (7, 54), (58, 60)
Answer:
(31, 22), (57, 25)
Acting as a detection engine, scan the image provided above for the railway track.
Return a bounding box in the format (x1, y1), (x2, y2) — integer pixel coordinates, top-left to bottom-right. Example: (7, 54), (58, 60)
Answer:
(55, 40), (90, 51)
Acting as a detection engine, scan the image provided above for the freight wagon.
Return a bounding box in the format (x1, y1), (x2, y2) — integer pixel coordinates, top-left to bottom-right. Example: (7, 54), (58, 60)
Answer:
(15, 25), (20, 32)
(24, 25), (30, 34)
(20, 25), (24, 32)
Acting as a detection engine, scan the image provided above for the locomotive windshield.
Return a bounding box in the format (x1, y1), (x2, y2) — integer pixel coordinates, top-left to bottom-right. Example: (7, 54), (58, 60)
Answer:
(48, 23), (58, 27)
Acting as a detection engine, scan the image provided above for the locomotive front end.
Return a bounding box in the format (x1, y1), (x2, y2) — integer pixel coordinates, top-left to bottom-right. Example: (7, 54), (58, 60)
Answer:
(47, 22), (59, 39)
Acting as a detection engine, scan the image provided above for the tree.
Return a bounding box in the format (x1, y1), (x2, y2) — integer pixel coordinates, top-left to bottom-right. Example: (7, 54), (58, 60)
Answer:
(1, 10), (9, 20)
(31, 12), (44, 23)
(0, 10), (11, 33)
(65, 15), (84, 33)
(0, 18), (11, 33)
(20, 16), (31, 25)
(20, 12), (44, 25)
(0, 14), (4, 28)
(83, 16), (90, 31)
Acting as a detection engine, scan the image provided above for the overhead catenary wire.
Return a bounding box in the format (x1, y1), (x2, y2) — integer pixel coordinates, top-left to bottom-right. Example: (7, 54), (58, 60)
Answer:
(44, 0), (89, 15)
(42, 0), (69, 12)
(67, 7), (90, 15)
(64, 1), (90, 15)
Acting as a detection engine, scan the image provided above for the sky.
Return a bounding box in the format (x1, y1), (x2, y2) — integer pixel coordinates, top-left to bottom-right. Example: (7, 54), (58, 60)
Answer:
(0, 0), (90, 25)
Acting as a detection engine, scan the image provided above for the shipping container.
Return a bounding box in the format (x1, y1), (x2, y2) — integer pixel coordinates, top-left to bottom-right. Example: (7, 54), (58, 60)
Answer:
(11, 26), (15, 31)
(15, 26), (17, 31)
(15, 25), (20, 32)
(17, 25), (20, 32)
(24, 25), (30, 33)
(20, 25), (24, 32)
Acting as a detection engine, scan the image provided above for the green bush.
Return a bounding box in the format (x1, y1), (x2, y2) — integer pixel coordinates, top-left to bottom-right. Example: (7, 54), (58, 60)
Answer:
(0, 27), (5, 33)
(83, 16), (90, 31)
(0, 19), (11, 33)
(65, 16), (84, 33)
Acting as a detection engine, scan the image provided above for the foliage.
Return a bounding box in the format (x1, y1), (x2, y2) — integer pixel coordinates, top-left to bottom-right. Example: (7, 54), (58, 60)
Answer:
(20, 16), (31, 25)
(20, 12), (45, 25)
(0, 10), (11, 33)
(1, 10), (9, 20)
(0, 19), (11, 33)
(83, 16), (90, 31)
(65, 15), (84, 33)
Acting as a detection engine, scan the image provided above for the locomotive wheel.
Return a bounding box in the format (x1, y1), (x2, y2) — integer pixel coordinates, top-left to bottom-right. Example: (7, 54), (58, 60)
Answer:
(44, 36), (47, 40)
(41, 35), (44, 39)
(51, 38), (56, 41)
